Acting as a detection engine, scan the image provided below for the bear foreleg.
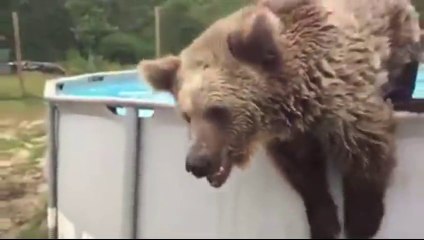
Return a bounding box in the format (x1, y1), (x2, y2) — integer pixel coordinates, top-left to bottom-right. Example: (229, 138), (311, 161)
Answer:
(343, 148), (395, 239)
(341, 121), (396, 239)
(266, 133), (341, 239)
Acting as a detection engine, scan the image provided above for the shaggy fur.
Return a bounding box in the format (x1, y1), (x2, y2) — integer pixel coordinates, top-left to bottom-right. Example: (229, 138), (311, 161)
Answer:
(138, 0), (421, 238)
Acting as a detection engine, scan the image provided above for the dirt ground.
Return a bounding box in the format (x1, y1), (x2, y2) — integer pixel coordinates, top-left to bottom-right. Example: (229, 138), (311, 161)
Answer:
(0, 117), (48, 238)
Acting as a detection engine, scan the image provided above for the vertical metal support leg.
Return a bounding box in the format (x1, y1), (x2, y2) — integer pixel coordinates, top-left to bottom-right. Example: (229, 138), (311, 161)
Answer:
(47, 103), (58, 239)
(122, 107), (141, 238)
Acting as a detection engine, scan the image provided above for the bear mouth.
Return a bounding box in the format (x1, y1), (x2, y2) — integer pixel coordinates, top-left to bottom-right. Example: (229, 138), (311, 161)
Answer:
(206, 155), (233, 188)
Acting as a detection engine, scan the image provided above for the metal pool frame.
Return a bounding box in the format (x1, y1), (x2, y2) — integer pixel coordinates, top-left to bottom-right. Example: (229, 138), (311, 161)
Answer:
(44, 70), (176, 238)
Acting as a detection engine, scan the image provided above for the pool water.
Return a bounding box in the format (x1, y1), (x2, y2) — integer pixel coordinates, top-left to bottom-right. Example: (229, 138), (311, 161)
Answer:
(60, 73), (175, 118)
(60, 67), (424, 117)
(413, 64), (424, 99)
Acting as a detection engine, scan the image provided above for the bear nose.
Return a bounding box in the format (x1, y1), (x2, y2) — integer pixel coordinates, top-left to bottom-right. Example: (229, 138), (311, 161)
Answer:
(185, 153), (213, 178)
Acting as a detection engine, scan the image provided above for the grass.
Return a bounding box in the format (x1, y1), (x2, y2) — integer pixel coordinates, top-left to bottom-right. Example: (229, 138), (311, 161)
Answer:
(1, 128), (48, 238)
(0, 138), (25, 151)
(0, 72), (52, 122)
(0, 72), (49, 238)
(0, 72), (51, 98)
(16, 199), (48, 239)
(28, 145), (46, 162)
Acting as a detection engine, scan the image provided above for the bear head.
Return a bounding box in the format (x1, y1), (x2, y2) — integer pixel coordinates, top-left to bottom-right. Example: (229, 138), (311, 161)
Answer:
(138, 0), (336, 188)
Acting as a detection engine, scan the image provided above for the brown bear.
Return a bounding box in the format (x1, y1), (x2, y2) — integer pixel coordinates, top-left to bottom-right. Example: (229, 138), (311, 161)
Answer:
(138, 0), (421, 238)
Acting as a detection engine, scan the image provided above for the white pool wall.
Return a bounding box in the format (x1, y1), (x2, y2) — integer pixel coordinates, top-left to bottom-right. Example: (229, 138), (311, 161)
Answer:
(44, 70), (424, 239)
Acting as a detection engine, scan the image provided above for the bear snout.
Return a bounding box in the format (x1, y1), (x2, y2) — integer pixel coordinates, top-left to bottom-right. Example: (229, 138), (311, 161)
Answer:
(185, 151), (215, 178)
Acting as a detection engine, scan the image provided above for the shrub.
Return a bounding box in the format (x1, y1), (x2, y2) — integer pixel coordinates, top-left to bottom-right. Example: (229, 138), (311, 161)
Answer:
(62, 48), (127, 75)
(98, 32), (144, 64)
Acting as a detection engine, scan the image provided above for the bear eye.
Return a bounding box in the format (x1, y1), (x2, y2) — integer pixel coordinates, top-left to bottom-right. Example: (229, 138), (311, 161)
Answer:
(195, 60), (209, 69)
(204, 105), (231, 127)
(182, 112), (191, 123)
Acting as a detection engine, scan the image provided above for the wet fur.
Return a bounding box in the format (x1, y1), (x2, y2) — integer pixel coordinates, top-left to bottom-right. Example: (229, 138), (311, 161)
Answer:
(138, 0), (420, 238)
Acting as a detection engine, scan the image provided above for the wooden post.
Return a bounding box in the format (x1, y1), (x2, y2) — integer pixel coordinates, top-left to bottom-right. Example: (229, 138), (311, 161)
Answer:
(154, 6), (161, 58)
(12, 11), (25, 96)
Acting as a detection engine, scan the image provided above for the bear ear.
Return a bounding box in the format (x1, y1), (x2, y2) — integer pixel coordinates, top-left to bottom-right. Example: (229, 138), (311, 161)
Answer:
(138, 55), (180, 92)
(227, 6), (282, 70)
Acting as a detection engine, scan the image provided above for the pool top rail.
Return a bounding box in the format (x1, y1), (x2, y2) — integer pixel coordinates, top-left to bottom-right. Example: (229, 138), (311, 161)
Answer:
(43, 69), (176, 109)
(44, 69), (424, 117)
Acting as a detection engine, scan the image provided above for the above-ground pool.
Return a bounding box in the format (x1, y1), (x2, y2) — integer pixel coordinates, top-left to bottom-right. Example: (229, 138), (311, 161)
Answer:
(414, 64), (424, 98)
(44, 68), (424, 239)
(59, 65), (424, 108)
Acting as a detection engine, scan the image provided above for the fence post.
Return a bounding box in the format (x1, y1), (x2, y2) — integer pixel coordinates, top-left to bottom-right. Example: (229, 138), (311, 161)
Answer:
(12, 11), (25, 97)
(155, 6), (161, 58)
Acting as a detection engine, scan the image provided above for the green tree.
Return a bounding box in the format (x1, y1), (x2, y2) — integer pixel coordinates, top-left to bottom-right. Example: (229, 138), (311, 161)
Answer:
(159, 0), (204, 55)
(18, 0), (75, 61)
(106, 0), (166, 58)
(98, 32), (142, 64)
(158, 0), (250, 54)
(0, 0), (75, 61)
(65, 0), (117, 69)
